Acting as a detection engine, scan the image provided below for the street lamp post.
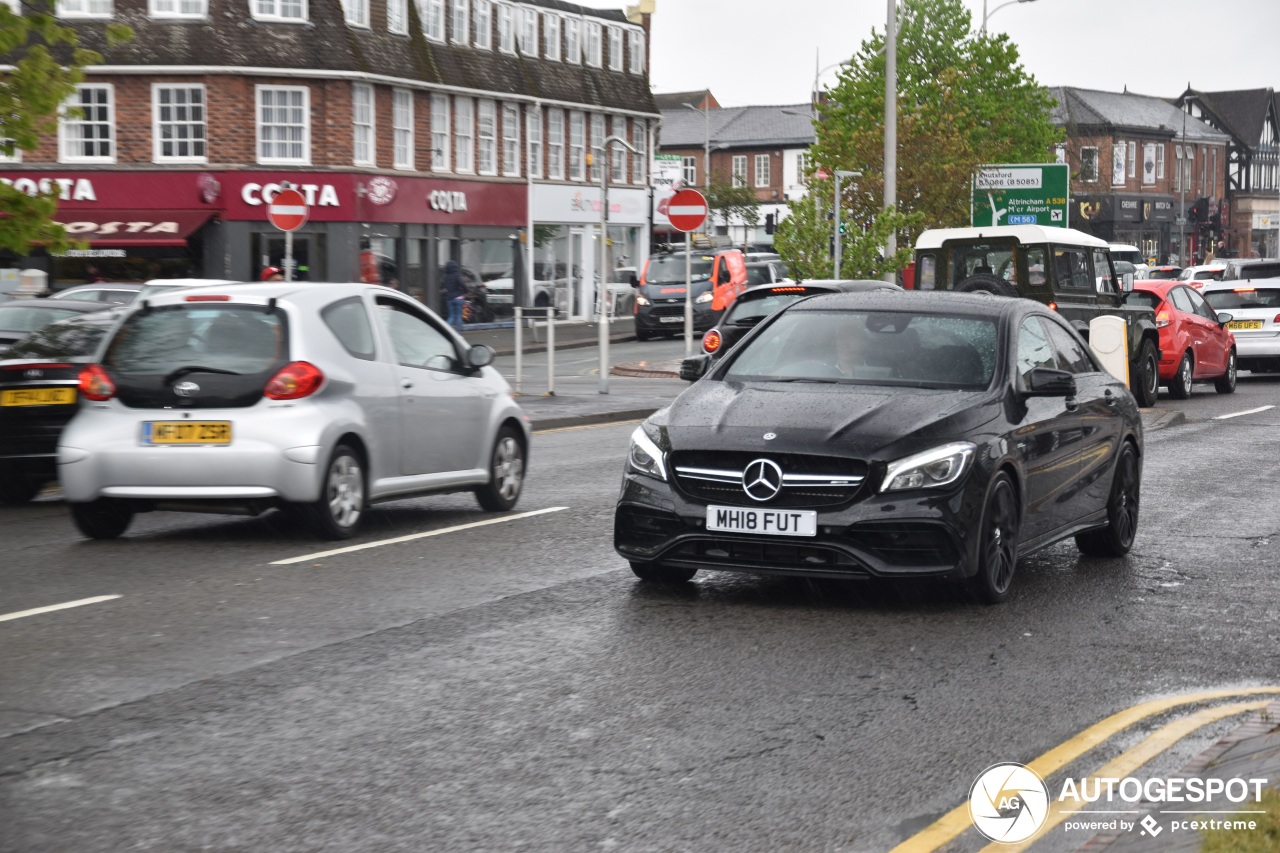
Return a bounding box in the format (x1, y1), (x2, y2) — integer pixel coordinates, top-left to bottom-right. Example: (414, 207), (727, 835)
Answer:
(833, 170), (860, 276)
(982, 0), (1039, 32)
(883, 0), (897, 283)
(683, 101), (711, 190)
(596, 134), (637, 395)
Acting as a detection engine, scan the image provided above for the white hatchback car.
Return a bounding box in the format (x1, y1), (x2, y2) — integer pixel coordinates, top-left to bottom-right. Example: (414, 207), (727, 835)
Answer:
(59, 282), (530, 539)
(1201, 279), (1280, 373)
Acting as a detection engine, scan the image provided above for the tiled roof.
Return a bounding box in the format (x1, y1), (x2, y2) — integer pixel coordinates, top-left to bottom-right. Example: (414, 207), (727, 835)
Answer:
(1186, 88), (1274, 145)
(1049, 87), (1229, 143)
(35, 0), (656, 115)
(658, 104), (816, 149)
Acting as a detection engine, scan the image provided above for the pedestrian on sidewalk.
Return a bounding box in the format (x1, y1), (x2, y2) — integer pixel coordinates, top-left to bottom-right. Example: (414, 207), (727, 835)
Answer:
(443, 260), (466, 331)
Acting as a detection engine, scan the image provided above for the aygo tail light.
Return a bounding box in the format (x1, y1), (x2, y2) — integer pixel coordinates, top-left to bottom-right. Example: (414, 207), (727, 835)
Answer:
(78, 364), (116, 401)
(702, 328), (722, 354)
(264, 361), (324, 400)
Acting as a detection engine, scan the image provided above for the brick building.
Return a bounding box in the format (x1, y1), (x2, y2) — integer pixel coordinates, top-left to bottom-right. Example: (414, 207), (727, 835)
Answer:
(654, 90), (815, 248)
(1, 0), (659, 317)
(1050, 87), (1230, 266)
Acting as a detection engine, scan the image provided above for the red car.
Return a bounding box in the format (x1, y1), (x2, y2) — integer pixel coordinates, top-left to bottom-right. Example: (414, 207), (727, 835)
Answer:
(1125, 281), (1236, 398)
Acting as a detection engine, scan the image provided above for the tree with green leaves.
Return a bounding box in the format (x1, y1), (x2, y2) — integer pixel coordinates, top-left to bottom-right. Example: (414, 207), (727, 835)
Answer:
(774, 189), (916, 281)
(704, 176), (759, 249)
(803, 0), (1061, 275)
(0, 1), (130, 255)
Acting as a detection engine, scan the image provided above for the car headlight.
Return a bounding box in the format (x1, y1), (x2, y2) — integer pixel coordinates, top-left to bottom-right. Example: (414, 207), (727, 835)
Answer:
(880, 441), (976, 493)
(635, 294), (651, 306)
(627, 424), (668, 481)
(694, 290), (714, 304)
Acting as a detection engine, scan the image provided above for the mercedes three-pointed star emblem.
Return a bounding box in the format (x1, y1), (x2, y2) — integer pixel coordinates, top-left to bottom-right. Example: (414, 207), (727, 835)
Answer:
(742, 458), (784, 502)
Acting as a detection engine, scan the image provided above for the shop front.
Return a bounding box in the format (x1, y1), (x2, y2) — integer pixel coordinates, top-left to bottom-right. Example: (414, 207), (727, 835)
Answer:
(1072, 192), (1180, 263)
(529, 183), (649, 320)
(0, 170), (527, 309)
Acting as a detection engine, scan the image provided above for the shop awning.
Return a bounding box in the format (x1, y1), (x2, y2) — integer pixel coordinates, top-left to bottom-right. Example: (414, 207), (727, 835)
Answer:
(52, 210), (216, 247)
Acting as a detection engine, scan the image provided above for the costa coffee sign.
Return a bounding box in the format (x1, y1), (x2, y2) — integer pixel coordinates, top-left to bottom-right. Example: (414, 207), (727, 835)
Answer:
(2, 175), (99, 201)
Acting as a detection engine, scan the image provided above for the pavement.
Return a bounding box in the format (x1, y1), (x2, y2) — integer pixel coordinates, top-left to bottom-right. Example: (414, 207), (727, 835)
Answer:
(465, 320), (1280, 847)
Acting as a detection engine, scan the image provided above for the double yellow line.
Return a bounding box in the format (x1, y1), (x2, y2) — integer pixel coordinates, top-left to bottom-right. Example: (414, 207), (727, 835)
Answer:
(891, 687), (1280, 853)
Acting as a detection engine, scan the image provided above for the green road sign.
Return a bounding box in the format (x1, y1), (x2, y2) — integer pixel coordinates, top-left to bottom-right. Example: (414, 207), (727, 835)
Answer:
(971, 163), (1070, 228)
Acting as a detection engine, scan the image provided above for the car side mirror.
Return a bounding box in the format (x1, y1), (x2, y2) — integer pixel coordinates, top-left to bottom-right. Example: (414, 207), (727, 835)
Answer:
(1024, 367), (1077, 398)
(1216, 311), (1233, 326)
(679, 354), (710, 382)
(1120, 272), (1134, 292)
(466, 344), (494, 369)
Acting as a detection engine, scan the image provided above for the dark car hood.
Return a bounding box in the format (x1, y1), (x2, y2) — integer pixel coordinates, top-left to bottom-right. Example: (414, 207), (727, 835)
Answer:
(662, 380), (998, 460)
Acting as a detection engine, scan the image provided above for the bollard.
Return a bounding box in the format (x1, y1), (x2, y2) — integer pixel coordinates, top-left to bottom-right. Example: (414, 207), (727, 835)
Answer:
(546, 305), (555, 396)
(513, 307), (524, 395)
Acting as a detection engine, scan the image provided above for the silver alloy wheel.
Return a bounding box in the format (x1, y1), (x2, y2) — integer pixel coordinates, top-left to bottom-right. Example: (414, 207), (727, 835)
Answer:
(326, 453), (364, 529)
(492, 436), (524, 502)
(1178, 353), (1193, 397)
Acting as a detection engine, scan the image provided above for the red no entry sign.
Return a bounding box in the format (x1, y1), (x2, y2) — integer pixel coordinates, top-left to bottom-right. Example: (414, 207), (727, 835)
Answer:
(667, 188), (708, 233)
(267, 188), (308, 232)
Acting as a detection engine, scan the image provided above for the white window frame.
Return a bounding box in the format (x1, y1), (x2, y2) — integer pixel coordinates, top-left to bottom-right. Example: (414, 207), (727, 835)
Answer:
(477, 98), (497, 175)
(502, 102), (520, 177)
(546, 108), (564, 180)
(1156, 143), (1165, 180)
(628, 28), (644, 74)
(607, 26), (623, 72)
(152, 83), (207, 164)
(342, 0), (368, 27)
(564, 16), (581, 64)
(57, 0), (112, 17)
(454, 96), (474, 173)
(1184, 144), (1194, 193)
(543, 12), (560, 61)
(59, 83), (115, 163)
(252, 0), (305, 22)
(682, 156), (696, 186)
(255, 85), (310, 165)
(1127, 140), (1136, 178)
(1174, 145), (1183, 192)
(393, 88), (413, 170)
(754, 153), (770, 188)
(1211, 148), (1216, 195)
(584, 19), (602, 67)
(610, 116), (626, 183)
(472, 0), (490, 48)
(731, 155), (746, 188)
(352, 83), (375, 166)
(630, 119), (645, 185)
(568, 111), (585, 181)
(527, 107), (542, 179)
(422, 0), (444, 41)
(496, 2), (514, 54)
(589, 113), (604, 182)
(431, 93), (451, 171)
(450, 0), (468, 44)
(518, 6), (537, 56)
(387, 0), (406, 33)
(149, 0), (206, 19)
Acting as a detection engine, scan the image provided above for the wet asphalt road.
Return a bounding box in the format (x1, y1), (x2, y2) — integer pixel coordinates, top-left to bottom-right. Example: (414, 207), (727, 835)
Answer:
(1, 374), (1278, 853)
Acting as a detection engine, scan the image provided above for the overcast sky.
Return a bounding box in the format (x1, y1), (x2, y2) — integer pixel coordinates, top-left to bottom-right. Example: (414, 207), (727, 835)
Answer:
(574, 0), (1279, 108)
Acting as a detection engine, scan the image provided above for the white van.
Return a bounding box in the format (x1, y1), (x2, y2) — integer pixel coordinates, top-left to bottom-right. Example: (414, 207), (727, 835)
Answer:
(1107, 244), (1150, 274)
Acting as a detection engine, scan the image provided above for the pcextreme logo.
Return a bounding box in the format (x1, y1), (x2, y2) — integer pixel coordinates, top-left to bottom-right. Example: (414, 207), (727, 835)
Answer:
(969, 763), (1050, 843)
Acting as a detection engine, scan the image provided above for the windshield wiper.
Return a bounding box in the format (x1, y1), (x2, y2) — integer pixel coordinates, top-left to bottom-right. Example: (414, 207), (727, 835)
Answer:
(163, 365), (242, 384)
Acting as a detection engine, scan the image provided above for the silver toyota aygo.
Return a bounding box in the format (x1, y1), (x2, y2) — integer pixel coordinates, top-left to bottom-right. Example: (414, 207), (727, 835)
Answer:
(58, 282), (530, 540)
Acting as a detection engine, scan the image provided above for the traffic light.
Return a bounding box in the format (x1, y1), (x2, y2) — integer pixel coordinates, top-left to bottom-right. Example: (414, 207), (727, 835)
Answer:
(764, 213), (775, 234)
(839, 220), (848, 234)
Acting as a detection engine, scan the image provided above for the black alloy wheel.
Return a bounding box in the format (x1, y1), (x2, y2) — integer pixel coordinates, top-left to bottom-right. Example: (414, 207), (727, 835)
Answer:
(968, 472), (1020, 604)
(1131, 339), (1160, 408)
(1214, 350), (1237, 394)
(69, 499), (135, 540)
(1075, 441), (1141, 557)
(630, 561), (697, 583)
(1169, 351), (1194, 400)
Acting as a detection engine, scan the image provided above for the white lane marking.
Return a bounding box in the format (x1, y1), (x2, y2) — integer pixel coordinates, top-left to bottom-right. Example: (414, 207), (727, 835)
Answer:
(0, 595), (122, 624)
(271, 506), (569, 565)
(1214, 405), (1275, 420)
